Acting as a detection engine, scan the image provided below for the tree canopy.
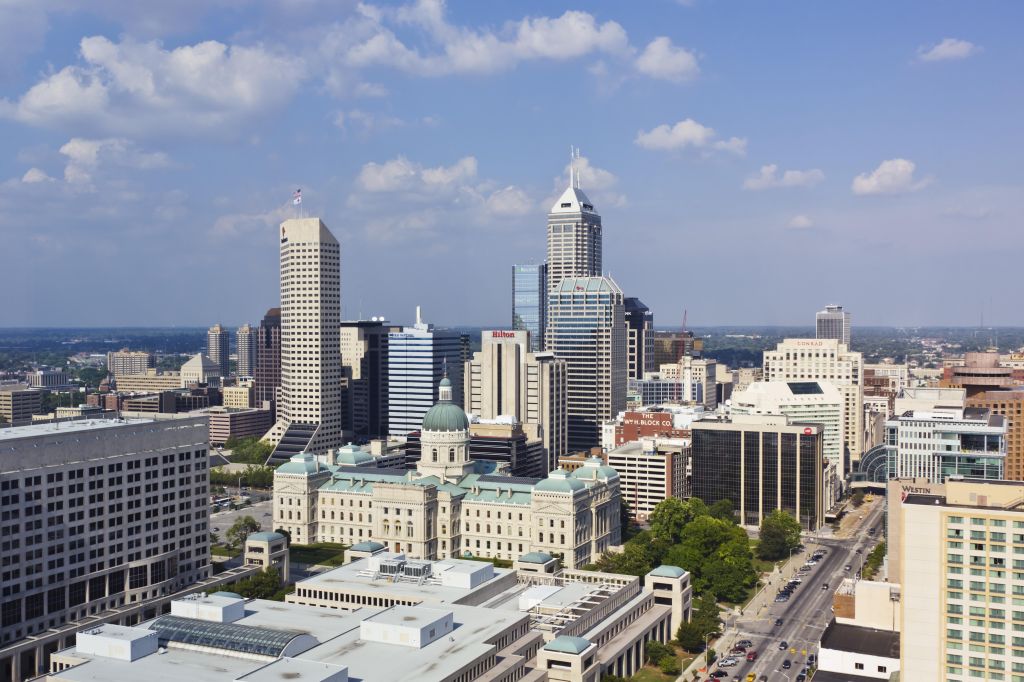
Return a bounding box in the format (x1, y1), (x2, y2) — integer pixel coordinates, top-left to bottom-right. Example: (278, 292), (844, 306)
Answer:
(757, 509), (802, 561)
(227, 515), (261, 549)
(225, 436), (274, 465)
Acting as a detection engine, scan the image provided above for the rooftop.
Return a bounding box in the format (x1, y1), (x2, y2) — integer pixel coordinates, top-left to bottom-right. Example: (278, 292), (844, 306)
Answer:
(0, 416), (154, 442)
(820, 621), (900, 659)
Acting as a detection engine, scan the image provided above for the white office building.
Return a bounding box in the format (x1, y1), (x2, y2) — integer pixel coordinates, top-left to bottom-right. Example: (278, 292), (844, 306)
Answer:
(763, 338), (864, 464)
(235, 323), (256, 378)
(545, 156), (602, 295)
(264, 218), (345, 460)
(816, 304), (851, 346)
(387, 307), (464, 438)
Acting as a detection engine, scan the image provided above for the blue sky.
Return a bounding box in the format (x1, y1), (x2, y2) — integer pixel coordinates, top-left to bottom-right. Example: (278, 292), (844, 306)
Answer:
(1, 1), (1021, 328)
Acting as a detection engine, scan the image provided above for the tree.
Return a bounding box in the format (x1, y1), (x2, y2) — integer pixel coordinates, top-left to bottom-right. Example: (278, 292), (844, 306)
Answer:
(659, 656), (681, 675)
(757, 509), (802, 561)
(645, 640), (672, 665)
(709, 498), (735, 523)
(225, 436), (275, 465)
(650, 497), (688, 545)
(676, 591), (721, 652)
(234, 567), (282, 599)
(851, 490), (865, 508)
(227, 515), (261, 549)
(619, 498), (639, 541)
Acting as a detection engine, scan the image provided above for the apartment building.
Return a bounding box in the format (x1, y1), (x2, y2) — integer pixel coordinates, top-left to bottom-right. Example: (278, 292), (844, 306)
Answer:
(0, 386), (41, 425)
(607, 438), (688, 522)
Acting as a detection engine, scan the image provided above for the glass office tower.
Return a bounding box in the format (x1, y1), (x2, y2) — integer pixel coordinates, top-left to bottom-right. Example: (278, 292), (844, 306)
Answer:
(512, 263), (547, 353)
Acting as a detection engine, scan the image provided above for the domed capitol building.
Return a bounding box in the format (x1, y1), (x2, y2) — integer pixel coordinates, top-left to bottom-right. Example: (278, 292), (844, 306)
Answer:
(273, 377), (621, 567)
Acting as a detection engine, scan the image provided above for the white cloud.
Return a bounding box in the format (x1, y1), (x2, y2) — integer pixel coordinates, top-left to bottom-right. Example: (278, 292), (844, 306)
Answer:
(334, 109), (407, 134)
(852, 158), (931, 195)
(486, 186), (533, 216)
(21, 168), (54, 184)
(326, 2), (629, 78)
(2, 36), (305, 136)
(743, 164), (824, 190)
(634, 37), (699, 82)
(634, 117), (746, 155)
(788, 214), (813, 229)
(917, 38), (979, 63)
(551, 154), (626, 208)
(59, 137), (170, 186)
(354, 155), (479, 195)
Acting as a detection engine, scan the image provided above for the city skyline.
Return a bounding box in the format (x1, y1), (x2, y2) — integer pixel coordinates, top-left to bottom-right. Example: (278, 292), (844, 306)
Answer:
(0, 2), (1021, 328)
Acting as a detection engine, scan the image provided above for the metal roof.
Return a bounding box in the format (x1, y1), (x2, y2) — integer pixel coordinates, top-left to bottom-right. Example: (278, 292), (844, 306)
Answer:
(148, 615), (303, 658)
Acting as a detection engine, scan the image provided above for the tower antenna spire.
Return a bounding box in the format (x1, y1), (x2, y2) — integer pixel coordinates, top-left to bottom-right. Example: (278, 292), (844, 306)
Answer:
(568, 145), (575, 188)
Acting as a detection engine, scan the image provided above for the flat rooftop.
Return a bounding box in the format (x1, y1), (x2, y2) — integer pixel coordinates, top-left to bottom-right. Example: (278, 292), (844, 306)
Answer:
(820, 621), (900, 658)
(0, 416), (155, 441)
(297, 557), (513, 603)
(53, 599), (527, 682)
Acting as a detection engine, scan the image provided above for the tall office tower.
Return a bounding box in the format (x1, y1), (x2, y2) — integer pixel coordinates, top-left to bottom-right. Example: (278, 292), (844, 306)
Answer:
(816, 304), (851, 346)
(889, 478), (1024, 681)
(624, 297), (654, 381)
(0, 415), (210, 653)
(763, 338), (864, 465)
(691, 414), (825, 530)
(253, 308), (281, 410)
(264, 218), (344, 461)
(340, 320), (392, 440)
(546, 276), (626, 452)
(652, 330), (702, 366)
(105, 349), (153, 377)
(206, 323), (230, 376)
(545, 158), (602, 294)
(387, 307), (465, 437)
(235, 323), (256, 378)
(465, 329), (568, 469)
(512, 263), (547, 353)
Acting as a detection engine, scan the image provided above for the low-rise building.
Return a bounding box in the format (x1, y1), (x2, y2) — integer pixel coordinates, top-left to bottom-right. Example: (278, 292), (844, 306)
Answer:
(205, 406), (274, 446)
(26, 370), (71, 390)
(602, 405), (705, 451)
(606, 438), (688, 522)
(0, 385), (42, 424)
(222, 385), (254, 409)
(112, 370), (182, 393)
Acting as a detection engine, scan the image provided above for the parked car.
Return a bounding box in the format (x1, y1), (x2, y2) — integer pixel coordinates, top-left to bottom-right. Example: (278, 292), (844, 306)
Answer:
(844, 564), (852, 571)
(822, 583), (830, 590)
(737, 640), (753, 648)
(719, 657), (737, 668)
(746, 650), (758, 661)
(796, 675), (806, 682)
(710, 672), (729, 679)
(730, 646), (746, 655)
(774, 618), (784, 626)
(778, 641), (788, 650)
(782, 660), (792, 670)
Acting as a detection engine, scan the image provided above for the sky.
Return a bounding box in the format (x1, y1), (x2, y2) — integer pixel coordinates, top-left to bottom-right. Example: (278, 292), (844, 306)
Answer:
(1, 1), (1021, 329)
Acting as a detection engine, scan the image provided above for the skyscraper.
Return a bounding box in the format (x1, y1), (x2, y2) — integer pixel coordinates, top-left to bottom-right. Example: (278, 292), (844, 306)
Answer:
(512, 263), (547, 353)
(264, 218), (344, 461)
(387, 307), (465, 437)
(546, 276), (626, 452)
(206, 323), (230, 375)
(105, 349), (154, 376)
(763, 338), (864, 465)
(340, 319), (392, 440)
(624, 297), (654, 381)
(254, 307), (281, 411)
(545, 156), (602, 294)
(816, 304), (851, 346)
(464, 329), (567, 468)
(236, 323), (256, 377)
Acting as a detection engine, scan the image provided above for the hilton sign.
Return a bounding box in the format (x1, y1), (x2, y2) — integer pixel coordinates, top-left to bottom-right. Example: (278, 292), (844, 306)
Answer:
(488, 330), (524, 340)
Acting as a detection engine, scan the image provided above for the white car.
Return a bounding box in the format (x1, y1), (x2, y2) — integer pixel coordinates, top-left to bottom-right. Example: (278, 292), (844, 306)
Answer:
(718, 658), (738, 667)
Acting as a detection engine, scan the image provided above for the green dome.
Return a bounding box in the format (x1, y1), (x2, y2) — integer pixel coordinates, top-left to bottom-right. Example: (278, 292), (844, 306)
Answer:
(572, 458), (619, 480)
(544, 636), (592, 654)
(335, 444), (374, 466)
(422, 401), (469, 432)
(649, 565), (687, 578)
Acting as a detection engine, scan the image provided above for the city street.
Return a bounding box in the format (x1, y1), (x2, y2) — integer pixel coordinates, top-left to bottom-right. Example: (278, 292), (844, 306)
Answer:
(210, 499), (273, 539)
(691, 497), (886, 681)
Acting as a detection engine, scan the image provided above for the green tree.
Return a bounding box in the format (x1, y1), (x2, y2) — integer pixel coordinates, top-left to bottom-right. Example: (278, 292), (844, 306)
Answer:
(595, 531), (667, 576)
(619, 498), (639, 541)
(234, 567), (282, 599)
(676, 593), (721, 652)
(600, 676), (627, 682)
(227, 515), (261, 549)
(645, 640), (672, 664)
(757, 509), (802, 561)
(650, 497), (688, 544)
(225, 436), (275, 465)
(709, 498), (735, 522)
(659, 656), (681, 675)
(851, 490), (865, 508)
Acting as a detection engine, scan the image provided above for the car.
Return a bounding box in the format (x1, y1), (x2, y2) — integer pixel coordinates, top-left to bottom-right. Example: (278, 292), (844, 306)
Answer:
(710, 672), (729, 679)
(774, 618), (784, 627)
(746, 651), (758, 661)
(789, 577), (802, 584)
(759, 676), (768, 682)
(719, 658), (737, 667)
(822, 583), (830, 590)
(730, 646), (746, 655)
(213, 527), (220, 531)
(782, 660), (792, 670)
(745, 675), (756, 682)
(808, 654), (817, 665)
(844, 564), (852, 571)
(737, 640), (753, 648)
(855, 548), (863, 554)
(778, 641), (788, 651)
(263, 512), (271, 516)
(796, 675), (806, 682)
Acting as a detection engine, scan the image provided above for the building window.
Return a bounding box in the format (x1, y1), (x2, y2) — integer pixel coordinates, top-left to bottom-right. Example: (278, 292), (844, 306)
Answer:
(449, 448), (455, 463)
(431, 449), (438, 463)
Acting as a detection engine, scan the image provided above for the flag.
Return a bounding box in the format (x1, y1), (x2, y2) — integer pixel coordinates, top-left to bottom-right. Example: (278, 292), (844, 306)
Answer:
(293, 189), (302, 206)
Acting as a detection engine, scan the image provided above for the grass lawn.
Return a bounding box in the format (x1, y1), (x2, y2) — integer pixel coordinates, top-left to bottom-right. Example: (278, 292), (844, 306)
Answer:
(289, 542), (348, 566)
(628, 646), (694, 681)
(211, 545), (238, 558)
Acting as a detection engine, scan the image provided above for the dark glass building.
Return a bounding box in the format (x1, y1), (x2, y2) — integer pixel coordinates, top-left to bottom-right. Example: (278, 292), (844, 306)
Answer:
(254, 307), (281, 416)
(512, 263), (547, 353)
(691, 415), (824, 530)
(624, 297), (654, 381)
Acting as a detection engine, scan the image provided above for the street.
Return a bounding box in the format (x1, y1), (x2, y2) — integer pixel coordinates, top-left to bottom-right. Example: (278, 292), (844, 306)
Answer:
(695, 497), (887, 681)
